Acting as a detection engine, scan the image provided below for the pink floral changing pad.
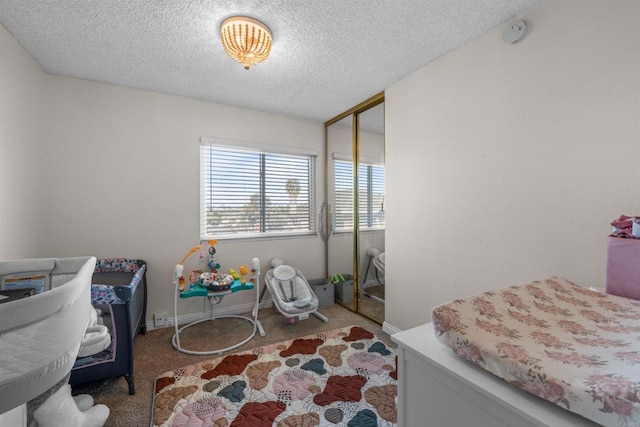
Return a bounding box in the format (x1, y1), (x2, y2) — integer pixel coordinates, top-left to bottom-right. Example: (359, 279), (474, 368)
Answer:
(433, 276), (640, 426)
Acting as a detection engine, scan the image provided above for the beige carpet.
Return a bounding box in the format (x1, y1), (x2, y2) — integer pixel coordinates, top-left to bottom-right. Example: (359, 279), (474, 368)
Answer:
(358, 293), (385, 324)
(73, 304), (391, 427)
(364, 284), (385, 302)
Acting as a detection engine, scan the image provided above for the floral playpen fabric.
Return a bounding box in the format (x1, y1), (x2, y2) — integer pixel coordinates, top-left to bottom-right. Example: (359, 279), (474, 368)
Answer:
(90, 258), (146, 305)
(433, 276), (640, 426)
(152, 326), (397, 426)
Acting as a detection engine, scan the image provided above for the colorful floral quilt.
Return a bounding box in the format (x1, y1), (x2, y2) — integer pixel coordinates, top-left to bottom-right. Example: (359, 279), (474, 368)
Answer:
(152, 326), (397, 426)
(433, 276), (640, 426)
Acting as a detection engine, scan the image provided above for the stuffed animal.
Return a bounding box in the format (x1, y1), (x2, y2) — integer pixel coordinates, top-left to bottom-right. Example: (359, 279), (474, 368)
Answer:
(32, 384), (109, 427)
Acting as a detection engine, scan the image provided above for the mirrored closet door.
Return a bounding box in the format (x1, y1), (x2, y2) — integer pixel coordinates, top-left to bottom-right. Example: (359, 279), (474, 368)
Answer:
(324, 93), (385, 324)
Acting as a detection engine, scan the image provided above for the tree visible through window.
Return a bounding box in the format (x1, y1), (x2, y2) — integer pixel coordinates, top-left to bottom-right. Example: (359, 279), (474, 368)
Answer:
(200, 142), (316, 239)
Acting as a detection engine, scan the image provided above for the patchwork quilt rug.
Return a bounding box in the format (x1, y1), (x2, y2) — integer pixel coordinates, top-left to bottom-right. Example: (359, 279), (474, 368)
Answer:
(152, 325), (398, 426)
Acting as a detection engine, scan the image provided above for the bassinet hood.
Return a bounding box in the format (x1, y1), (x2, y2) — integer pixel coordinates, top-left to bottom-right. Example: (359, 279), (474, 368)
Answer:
(0, 256), (96, 414)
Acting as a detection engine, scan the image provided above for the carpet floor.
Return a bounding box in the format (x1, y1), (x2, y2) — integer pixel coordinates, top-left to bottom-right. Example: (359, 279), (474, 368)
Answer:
(357, 293), (385, 325)
(363, 285), (385, 302)
(73, 304), (391, 427)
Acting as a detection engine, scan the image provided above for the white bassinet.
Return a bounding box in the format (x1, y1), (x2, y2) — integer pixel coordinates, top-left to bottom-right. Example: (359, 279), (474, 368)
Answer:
(0, 256), (96, 415)
(264, 265), (328, 323)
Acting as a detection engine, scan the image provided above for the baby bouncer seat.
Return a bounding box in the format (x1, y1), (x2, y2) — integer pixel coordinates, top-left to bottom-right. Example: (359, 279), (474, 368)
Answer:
(372, 251), (385, 277)
(261, 260), (328, 323)
(363, 248), (385, 304)
(364, 248), (385, 284)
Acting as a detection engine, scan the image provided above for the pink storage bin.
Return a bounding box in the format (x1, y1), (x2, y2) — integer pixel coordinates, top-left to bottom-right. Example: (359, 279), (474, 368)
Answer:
(606, 236), (640, 300)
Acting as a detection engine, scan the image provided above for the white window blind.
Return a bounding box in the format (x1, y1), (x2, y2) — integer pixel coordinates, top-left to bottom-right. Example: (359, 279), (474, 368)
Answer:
(334, 160), (354, 230)
(200, 142), (316, 240)
(334, 159), (385, 231)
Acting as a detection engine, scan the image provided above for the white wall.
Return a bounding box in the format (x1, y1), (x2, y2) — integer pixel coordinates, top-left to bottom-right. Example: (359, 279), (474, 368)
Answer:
(0, 25), (48, 258)
(41, 76), (325, 319)
(385, 0), (640, 331)
(0, 22), (325, 324)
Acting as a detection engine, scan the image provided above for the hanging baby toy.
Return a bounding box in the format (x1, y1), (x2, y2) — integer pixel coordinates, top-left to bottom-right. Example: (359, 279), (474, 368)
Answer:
(173, 240), (239, 299)
(173, 240), (220, 292)
(207, 244), (221, 272)
(173, 241), (210, 292)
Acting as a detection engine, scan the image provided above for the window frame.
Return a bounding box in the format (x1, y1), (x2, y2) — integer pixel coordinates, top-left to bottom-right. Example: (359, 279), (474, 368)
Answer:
(200, 137), (318, 241)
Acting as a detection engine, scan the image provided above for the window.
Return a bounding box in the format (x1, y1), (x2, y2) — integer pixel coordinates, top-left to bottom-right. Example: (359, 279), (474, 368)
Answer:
(334, 159), (385, 231)
(200, 139), (316, 240)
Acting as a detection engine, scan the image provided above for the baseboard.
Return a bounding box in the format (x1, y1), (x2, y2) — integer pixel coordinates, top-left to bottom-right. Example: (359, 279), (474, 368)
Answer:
(146, 300), (274, 331)
(382, 320), (402, 336)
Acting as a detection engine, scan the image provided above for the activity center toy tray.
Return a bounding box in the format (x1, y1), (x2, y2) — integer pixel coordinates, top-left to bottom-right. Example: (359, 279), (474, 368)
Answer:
(179, 279), (253, 298)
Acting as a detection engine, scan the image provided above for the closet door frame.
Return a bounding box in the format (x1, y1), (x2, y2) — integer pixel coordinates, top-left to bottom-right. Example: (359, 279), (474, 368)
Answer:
(324, 91), (384, 319)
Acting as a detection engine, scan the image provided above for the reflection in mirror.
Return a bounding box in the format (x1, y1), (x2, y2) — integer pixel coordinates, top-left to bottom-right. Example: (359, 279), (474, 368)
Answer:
(324, 93), (384, 323)
(326, 115), (355, 310)
(356, 103), (385, 324)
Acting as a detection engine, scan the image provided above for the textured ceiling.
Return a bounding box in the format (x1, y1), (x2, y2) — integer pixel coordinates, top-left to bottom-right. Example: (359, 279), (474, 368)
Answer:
(0, 0), (544, 122)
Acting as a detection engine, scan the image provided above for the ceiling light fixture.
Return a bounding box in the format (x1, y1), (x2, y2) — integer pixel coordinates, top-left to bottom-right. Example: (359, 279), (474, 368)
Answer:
(221, 16), (272, 70)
